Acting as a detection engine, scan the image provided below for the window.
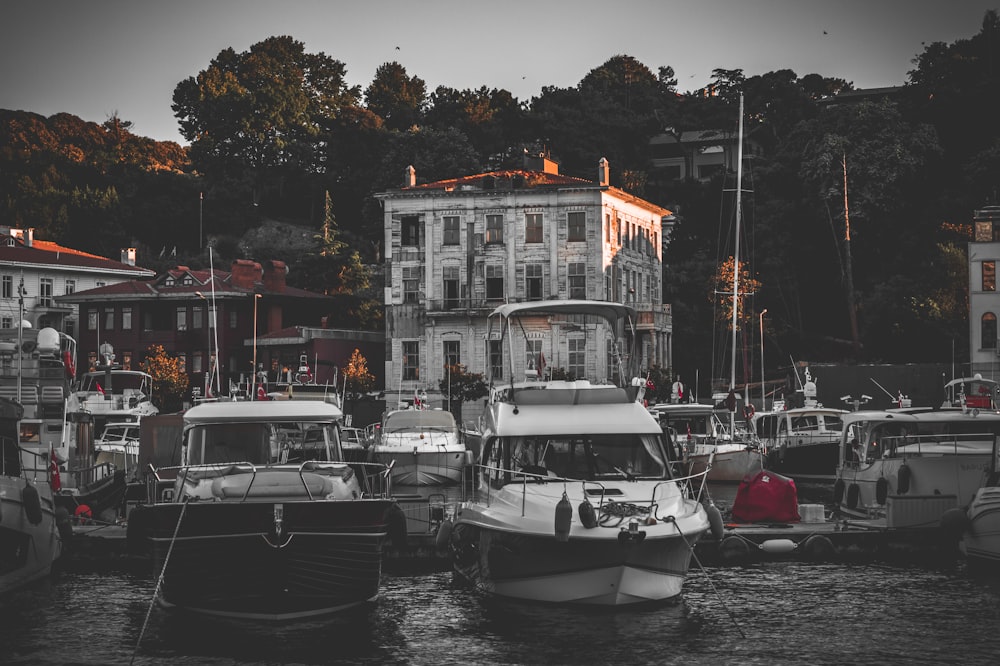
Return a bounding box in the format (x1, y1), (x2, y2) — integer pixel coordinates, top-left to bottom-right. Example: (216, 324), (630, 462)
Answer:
(104, 309), (114, 330)
(568, 211), (586, 242)
(984, 261), (996, 292)
(443, 216), (460, 246)
(442, 266), (460, 309)
(525, 213), (543, 243)
(65, 280), (75, 295)
(489, 340), (503, 380)
(122, 307), (132, 331)
(983, 313), (997, 349)
(616, 217), (623, 246)
(192, 306), (203, 329)
(525, 263), (543, 301)
(486, 214), (504, 244)
(403, 266), (420, 303)
(605, 214), (611, 243)
(568, 263), (586, 299)
(39, 278), (53, 307)
(486, 265), (504, 301)
(402, 341), (419, 380)
(176, 352), (187, 372)
(444, 340), (461, 367)
(88, 310), (97, 331)
(176, 307), (187, 331)
(1, 275), (11, 299)
(568, 338), (586, 379)
(192, 353), (203, 374)
(96, 281), (106, 288)
(229, 311), (237, 329)
(526, 339), (542, 375)
(402, 216), (420, 247)
(1, 317), (10, 328)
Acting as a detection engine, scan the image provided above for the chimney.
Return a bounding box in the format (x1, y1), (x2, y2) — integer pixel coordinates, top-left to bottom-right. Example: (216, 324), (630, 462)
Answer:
(230, 259), (261, 290)
(120, 248), (137, 266)
(597, 158), (609, 187)
(262, 259), (288, 293)
(404, 165), (416, 187)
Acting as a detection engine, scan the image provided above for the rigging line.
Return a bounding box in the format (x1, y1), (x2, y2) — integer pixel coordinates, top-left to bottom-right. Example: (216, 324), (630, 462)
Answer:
(131, 498), (190, 665)
(667, 516), (747, 639)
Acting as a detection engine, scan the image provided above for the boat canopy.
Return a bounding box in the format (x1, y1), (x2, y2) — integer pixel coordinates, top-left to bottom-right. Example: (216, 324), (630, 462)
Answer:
(184, 400), (344, 425)
(383, 409), (457, 432)
(488, 299), (637, 325)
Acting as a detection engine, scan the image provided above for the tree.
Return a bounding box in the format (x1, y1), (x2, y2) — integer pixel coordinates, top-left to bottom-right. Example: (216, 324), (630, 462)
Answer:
(140, 344), (190, 413)
(364, 62), (427, 130)
(341, 348), (375, 416)
(438, 364), (488, 423)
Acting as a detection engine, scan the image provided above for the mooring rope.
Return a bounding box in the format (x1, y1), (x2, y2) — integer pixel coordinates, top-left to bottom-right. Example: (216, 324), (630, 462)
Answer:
(131, 498), (190, 665)
(665, 515), (747, 639)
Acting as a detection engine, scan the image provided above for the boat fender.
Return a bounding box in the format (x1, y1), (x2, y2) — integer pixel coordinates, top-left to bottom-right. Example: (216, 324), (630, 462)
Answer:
(760, 538), (797, 555)
(55, 507), (73, 550)
(833, 478), (845, 505)
(706, 503), (724, 540)
(875, 477), (889, 505)
(387, 503), (408, 550)
(897, 464), (911, 495)
(801, 534), (836, 562)
(554, 492), (572, 542)
(75, 504), (93, 524)
(434, 519), (454, 551)
(578, 499), (597, 529)
(719, 535), (751, 563)
(940, 507), (971, 539)
(22, 482), (43, 525)
(846, 483), (860, 510)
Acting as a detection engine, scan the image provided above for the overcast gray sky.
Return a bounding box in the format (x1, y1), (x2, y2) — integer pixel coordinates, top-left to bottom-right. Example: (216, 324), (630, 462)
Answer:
(2, 1), (995, 145)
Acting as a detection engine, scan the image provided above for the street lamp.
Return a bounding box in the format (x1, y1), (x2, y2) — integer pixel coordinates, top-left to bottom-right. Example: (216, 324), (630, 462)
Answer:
(759, 309), (767, 412)
(252, 293), (261, 400)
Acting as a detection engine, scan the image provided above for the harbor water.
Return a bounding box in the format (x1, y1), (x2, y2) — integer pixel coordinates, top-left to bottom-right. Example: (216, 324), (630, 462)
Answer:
(4, 481), (1000, 665)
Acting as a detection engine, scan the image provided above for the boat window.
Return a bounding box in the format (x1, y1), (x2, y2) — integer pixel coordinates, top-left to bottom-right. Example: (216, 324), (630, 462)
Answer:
(823, 415), (844, 431)
(185, 422), (336, 465)
(535, 434), (667, 481)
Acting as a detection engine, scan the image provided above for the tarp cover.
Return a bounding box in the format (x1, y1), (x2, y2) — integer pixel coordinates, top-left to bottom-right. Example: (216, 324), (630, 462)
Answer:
(730, 470), (800, 523)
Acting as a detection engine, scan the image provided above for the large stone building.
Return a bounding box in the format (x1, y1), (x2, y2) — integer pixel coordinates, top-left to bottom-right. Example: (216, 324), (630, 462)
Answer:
(969, 204), (1000, 378)
(375, 156), (673, 414)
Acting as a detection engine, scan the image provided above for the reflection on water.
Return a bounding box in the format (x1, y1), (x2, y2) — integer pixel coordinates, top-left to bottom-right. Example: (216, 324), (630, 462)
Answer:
(4, 561), (1000, 664)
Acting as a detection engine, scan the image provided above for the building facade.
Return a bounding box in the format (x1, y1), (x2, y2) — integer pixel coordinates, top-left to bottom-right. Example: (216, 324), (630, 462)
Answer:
(969, 205), (1000, 378)
(0, 226), (154, 338)
(375, 156), (673, 412)
(58, 258), (383, 402)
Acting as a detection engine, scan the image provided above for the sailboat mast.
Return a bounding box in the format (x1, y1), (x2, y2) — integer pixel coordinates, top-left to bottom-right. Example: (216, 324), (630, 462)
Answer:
(730, 94), (745, 395)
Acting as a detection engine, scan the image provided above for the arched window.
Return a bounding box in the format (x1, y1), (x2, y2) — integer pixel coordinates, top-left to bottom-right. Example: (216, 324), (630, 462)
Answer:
(982, 313), (997, 349)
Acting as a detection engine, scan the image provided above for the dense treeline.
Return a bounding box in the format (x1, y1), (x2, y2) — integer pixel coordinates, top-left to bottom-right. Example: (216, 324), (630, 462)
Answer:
(1, 13), (999, 384)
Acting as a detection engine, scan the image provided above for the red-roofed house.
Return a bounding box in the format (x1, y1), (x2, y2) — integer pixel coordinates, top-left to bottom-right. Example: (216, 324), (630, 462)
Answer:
(58, 258), (384, 403)
(374, 155), (673, 415)
(0, 226), (155, 337)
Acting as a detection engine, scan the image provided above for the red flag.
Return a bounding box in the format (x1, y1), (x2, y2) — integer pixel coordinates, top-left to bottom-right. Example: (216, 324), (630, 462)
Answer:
(257, 384), (267, 401)
(49, 449), (61, 492)
(538, 352), (546, 372)
(96, 382), (104, 395)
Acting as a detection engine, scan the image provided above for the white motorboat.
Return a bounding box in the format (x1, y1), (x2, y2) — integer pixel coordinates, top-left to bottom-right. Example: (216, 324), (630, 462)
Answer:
(833, 409), (1000, 523)
(957, 430), (1000, 566)
(942, 374), (999, 410)
(652, 402), (763, 482)
(126, 400), (398, 619)
(372, 408), (469, 486)
(754, 404), (848, 482)
(446, 300), (715, 606)
(0, 398), (64, 595)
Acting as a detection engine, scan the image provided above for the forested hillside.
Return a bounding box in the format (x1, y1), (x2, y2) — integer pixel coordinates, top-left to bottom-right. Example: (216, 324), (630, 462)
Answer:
(2, 13), (999, 380)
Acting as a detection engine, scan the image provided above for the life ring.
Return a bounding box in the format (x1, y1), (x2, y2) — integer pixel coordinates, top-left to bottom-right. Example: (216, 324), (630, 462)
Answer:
(63, 350), (75, 379)
(846, 483), (860, 510)
(875, 477), (889, 505)
(897, 464), (911, 494)
(743, 404), (756, 421)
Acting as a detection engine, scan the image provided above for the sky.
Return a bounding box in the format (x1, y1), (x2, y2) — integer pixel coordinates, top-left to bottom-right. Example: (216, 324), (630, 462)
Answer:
(1, 1), (996, 145)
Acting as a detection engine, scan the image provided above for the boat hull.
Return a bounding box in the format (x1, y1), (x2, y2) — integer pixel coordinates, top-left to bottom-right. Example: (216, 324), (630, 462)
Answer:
(451, 522), (700, 605)
(964, 486), (1000, 565)
(688, 447), (762, 483)
(132, 499), (394, 619)
(0, 478), (62, 594)
(766, 440), (840, 482)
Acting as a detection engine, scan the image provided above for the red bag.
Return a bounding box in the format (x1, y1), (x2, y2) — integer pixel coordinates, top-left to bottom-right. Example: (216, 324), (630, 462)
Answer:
(730, 470), (800, 523)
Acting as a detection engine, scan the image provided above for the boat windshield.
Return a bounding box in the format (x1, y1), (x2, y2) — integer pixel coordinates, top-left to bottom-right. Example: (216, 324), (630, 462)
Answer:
(494, 433), (668, 481)
(184, 421), (337, 465)
(383, 410), (456, 433)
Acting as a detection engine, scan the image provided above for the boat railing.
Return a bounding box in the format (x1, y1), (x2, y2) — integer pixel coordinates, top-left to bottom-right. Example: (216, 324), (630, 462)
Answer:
(13, 445), (53, 484)
(65, 461), (115, 489)
(147, 459), (394, 503)
(865, 432), (998, 459)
